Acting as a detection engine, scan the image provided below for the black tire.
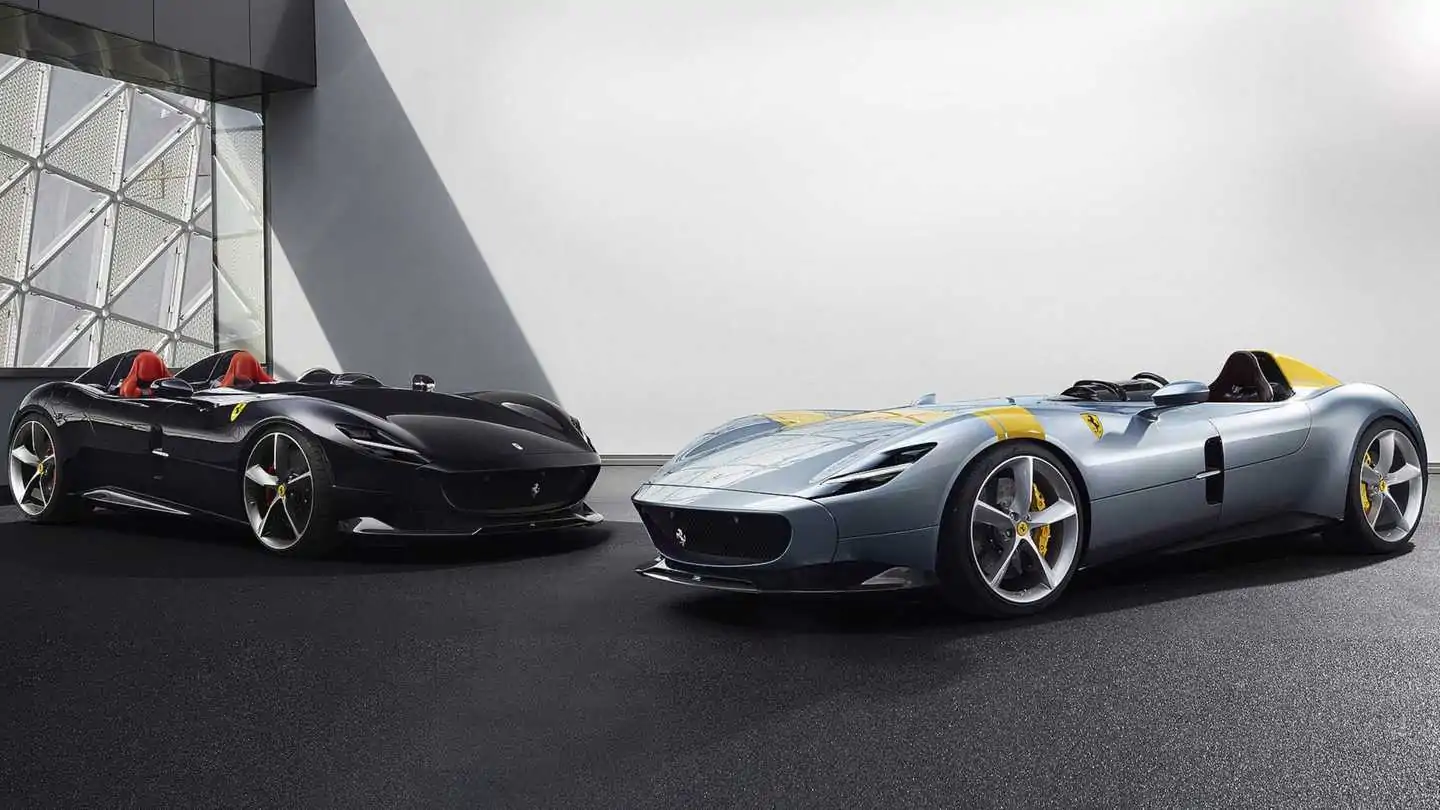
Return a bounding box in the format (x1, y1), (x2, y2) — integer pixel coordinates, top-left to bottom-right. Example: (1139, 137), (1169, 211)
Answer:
(241, 424), (341, 558)
(936, 441), (1087, 618)
(1330, 418), (1425, 554)
(7, 410), (87, 524)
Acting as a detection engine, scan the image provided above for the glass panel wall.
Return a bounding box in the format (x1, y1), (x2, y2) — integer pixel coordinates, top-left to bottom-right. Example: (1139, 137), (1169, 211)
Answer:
(214, 98), (267, 363)
(0, 54), (268, 370)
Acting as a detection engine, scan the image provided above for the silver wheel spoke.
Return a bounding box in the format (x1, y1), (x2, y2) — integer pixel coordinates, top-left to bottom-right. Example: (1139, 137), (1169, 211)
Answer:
(1360, 464), (1381, 485)
(1377, 433), (1395, 475)
(974, 500), (1011, 529)
(1030, 499), (1076, 528)
(288, 471), (311, 486)
(245, 465), (279, 487)
(272, 434), (281, 473)
(1389, 464), (1423, 486)
(1384, 492), (1410, 532)
(10, 445), (37, 466)
(282, 499), (303, 539)
(259, 498), (281, 535)
(1022, 536), (1058, 588)
(1009, 457), (1034, 510)
(1365, 491), (1385, 527)
(988, 538), (1021, 587)
(22, 471), (44, 505)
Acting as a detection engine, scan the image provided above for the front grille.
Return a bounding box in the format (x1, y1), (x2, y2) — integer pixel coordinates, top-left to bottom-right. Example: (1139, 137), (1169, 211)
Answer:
(443, 465), (599, 514)
(638, 505), (791, 564)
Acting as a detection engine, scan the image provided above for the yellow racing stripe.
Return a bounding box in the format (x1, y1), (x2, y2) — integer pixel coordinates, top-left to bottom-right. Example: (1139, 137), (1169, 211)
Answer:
(835, 408), (958, 425)
(762, 410), (834, 428)
(973, 406), (1046, 441)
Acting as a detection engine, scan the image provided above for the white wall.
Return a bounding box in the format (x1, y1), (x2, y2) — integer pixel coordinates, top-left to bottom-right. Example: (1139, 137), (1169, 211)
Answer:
(269, 0), (1440, 455)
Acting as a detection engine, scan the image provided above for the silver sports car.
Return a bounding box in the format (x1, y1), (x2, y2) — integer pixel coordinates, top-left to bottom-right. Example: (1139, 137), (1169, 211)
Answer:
(633, 350), (1427, 616)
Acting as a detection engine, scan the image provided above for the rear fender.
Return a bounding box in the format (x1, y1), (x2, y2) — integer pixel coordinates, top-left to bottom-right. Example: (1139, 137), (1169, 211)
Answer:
(1295, 384), (1427, 520)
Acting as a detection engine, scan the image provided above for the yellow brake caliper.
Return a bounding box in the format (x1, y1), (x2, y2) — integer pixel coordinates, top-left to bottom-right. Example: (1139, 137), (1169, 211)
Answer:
(1031, 484), (1051, 558)
(1359, 451), (1373, 512)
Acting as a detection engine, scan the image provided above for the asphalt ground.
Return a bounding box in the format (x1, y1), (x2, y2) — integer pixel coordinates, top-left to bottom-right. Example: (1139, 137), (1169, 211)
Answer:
(2, 469), (1438, 809)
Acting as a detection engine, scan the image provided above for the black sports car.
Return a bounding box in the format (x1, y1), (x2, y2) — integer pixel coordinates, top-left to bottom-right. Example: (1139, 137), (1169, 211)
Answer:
(7, 349), (604, 555)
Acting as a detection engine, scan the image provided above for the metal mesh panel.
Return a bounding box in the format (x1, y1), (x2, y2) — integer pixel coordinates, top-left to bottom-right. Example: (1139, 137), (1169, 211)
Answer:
(0, 172), (33, 282)
(0, 151), (26, 185)
(0, 293), (16, 365)
(181, 296), (214, 344)
(46, 93), (125, 191)
(126, 125), (198, 220)
(17, 292), (87, 365)
(100, 319), (166, 358)
(0, 61), (45, 156)
(217, 233), (264, 306)
(108, 203), (178, 295)
(172, 338), (212, 367)
(216, 128), (264, 204)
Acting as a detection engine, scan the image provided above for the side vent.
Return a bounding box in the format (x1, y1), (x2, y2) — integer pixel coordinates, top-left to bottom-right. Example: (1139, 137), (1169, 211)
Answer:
(1202, 437), (1224, 504)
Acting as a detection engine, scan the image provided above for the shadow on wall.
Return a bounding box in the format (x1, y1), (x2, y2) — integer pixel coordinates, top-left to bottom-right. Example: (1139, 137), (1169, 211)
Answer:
(264, 0), (558, 402)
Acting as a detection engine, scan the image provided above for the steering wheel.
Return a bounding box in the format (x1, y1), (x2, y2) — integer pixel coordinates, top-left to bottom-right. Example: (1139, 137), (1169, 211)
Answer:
(1131, 371), (1169, 387)
(1062, 379), (1128, 401)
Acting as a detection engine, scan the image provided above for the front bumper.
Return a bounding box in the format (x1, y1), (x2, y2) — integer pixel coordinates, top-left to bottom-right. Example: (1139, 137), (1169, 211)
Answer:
(326, 444), (604, 537)
(340, 501), (604, 537)
(635, 555), (934, 594)
(631, 482), (939, 594)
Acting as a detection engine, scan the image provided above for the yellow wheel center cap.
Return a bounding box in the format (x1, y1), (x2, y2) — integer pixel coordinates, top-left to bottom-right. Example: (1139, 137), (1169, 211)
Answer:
(36, 463), (44, 476)
(1378, 479), (1388, 494)
(276, 484), (286, 498)
(1015, 521), (1030, 537)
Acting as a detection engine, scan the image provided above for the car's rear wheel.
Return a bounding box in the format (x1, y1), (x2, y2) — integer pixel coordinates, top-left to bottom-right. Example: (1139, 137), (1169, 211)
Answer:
(1332, 419), (1425, 553)
(241, 425), (340, 557)
(8, 412), (86, 523)
(936, 442), (1086, 617)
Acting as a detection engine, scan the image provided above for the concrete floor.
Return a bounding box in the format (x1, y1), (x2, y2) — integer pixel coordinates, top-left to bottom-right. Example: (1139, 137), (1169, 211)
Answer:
(2, 469), (1438, 808)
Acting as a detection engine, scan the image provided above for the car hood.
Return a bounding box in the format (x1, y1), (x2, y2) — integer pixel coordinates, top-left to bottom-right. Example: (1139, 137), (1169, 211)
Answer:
(291, 387), (591, 463)
(648, 397), (1032, 495)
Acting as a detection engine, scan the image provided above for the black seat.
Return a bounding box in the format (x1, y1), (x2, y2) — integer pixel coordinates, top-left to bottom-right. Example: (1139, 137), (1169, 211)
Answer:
(1209, 351), (1274, 403)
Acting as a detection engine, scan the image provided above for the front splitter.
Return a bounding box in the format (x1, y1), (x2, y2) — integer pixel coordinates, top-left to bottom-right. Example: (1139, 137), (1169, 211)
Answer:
(340, 507), (604, 537)
(635, 556), (933, 595)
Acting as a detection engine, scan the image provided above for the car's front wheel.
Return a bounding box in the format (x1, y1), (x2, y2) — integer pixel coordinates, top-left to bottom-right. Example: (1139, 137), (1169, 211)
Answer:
(241, 425), (340, 557)
(1332, 419), (1425, 554)
(936, 442), (1087, 617)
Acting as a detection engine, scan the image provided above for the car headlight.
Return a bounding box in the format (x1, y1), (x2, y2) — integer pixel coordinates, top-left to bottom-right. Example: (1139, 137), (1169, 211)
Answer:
(336, 423), (428, 463)
(814, 443), (935, 497)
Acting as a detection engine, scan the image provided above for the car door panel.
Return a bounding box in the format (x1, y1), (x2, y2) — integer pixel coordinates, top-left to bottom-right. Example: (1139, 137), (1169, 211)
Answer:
(78, 394), (173, 496)
(151, 393), (254, 519)
(1197, 401), (1313, 528)
(1194, 401), (1312, 469)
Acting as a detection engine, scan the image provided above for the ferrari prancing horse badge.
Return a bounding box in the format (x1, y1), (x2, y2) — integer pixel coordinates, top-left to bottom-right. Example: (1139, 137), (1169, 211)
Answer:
(230, 402), (248, 422)
(1081, 412), (1104, 439)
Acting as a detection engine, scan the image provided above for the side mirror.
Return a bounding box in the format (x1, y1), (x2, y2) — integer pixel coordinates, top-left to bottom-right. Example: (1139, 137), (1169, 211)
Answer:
(412, 374), (436, 392)
(911, 393), (937, 406)
(152, 377), (194, 399)
(1152, 381), (1209, 407)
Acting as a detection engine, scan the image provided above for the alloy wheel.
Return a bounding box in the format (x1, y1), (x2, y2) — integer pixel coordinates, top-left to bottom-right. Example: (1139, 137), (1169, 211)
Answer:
(1359, 429), (1424, 543)
(969, 454), (1082, 605)
(242, 432), (316, 550)
(8, 420), (57, 517)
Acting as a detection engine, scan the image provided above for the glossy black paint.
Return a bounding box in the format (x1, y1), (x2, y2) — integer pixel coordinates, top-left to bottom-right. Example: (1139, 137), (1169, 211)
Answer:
(8, 351), (603, 537)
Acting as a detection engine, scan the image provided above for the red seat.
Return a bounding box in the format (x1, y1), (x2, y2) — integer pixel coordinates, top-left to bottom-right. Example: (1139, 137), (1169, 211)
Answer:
(118, 351), (172, 398)
(219, 351), (274, 388)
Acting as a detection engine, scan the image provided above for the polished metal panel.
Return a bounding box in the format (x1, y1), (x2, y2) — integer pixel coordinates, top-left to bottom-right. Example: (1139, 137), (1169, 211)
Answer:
(154, 0), (250, 68)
